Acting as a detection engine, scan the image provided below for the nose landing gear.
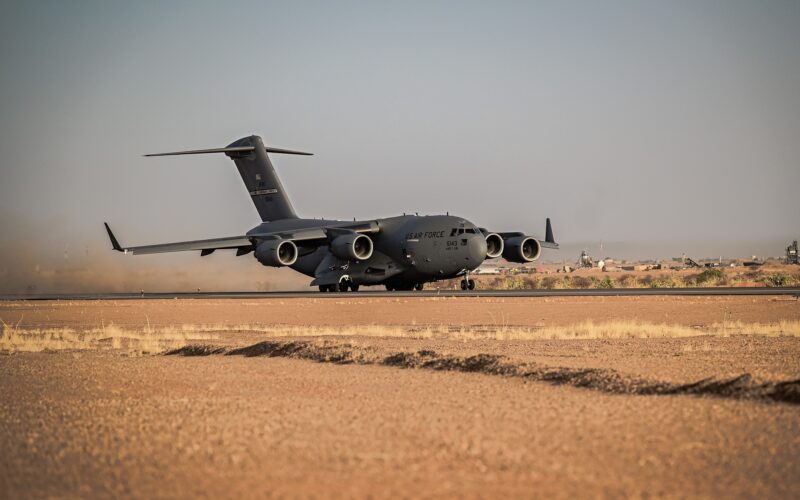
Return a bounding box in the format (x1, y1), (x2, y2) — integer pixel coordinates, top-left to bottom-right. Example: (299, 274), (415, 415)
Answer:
(460, 270), (475, 290)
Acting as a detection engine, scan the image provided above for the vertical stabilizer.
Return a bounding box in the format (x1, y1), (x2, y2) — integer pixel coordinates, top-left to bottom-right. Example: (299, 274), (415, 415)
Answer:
(225, 135), (298, 221)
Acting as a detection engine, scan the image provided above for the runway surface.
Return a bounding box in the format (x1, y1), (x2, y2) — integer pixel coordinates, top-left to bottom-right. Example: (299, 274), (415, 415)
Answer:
(2, 287), (799, 300)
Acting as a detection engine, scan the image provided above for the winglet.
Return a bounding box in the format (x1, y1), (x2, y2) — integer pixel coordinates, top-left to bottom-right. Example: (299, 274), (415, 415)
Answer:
(540, 218), (558, 249)
(545, 218), (555, 244)
(104, 223), (124, 252)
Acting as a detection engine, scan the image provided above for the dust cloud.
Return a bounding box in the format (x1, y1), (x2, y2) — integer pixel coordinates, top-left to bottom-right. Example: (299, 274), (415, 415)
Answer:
(0, 214), (307, 294)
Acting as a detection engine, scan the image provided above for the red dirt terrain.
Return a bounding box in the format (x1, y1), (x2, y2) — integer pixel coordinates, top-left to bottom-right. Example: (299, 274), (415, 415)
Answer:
(2, 295), (798, 329)
(1, 297), (799, 498)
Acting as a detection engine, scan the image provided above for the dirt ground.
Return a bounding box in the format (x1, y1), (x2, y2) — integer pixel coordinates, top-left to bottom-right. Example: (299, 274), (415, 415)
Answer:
(2, 295), (799, 330)
(1, 297), (799, 498)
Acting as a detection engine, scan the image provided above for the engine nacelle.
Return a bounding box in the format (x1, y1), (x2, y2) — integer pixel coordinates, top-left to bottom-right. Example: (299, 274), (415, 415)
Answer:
(485, 233), (504, 259)
(502, 236), (541, 263)
(330, 233), (373, 261)
(255, 239), (298, 267)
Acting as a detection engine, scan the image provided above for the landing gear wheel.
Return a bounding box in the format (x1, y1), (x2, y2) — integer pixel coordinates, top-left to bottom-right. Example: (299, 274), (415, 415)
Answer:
(385, 284), (395, 291)
(338, 282), (350, 292)
(350, 284), (360, 292)
(460, 279), (467, 291)
(467, 279), (475, 290)
(414, 283), (424, 291)
(319, 285), (326, 292)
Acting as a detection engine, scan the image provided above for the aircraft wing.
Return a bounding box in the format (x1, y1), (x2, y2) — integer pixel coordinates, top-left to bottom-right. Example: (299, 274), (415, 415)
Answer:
(494, 232), (558, 249)
(485, 218), (559, 249)
(248, 221), (380, 243)
(104, 220), (381, 256)
(104, 223), (251, 255)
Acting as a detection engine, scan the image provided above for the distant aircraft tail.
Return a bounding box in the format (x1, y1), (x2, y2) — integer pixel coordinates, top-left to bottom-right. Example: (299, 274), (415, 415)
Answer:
(145, 135), (311, 222)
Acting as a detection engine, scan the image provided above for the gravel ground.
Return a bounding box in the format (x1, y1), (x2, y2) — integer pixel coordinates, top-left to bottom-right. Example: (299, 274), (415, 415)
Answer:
(2, 297), (798, 498)
(2, 295), (799, 330)
(2, 338), (799, 498)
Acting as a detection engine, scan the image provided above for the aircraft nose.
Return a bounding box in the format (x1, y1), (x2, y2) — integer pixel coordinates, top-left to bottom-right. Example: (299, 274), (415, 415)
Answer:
(465, 233), (488, 266)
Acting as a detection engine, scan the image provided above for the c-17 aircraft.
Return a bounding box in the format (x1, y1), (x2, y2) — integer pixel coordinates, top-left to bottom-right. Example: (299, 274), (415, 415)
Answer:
(104, 135), (558, 292)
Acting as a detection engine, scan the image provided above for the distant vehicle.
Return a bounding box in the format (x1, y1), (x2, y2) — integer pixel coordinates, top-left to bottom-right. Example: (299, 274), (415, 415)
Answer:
(787, 240), (799, 265)
(105, 135), (557, 291)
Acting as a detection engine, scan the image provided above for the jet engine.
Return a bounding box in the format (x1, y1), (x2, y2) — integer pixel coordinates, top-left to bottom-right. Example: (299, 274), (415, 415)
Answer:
(502, 236), (541, 263)
(255, 239), (298, 267)
(485, 233), (504, 259)
(330, 233), (374, 261)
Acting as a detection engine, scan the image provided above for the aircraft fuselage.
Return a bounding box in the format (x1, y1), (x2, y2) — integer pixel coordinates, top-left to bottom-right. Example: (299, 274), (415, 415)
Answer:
(249, 214), (487, 290)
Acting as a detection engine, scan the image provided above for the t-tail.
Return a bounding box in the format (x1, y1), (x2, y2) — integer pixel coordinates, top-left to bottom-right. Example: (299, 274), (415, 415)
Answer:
(145, 135), (310, 222)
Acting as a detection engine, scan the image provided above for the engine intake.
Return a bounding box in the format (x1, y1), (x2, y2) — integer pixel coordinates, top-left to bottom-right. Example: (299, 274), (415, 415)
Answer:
(331, 233), (373, 261)
(502, 236), (541, 263)
(485, 233), (504, 259)
(255, 239), (298, 267)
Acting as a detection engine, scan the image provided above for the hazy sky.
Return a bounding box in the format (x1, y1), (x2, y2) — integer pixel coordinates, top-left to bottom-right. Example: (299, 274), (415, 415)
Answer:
(1, 1), (799, 290)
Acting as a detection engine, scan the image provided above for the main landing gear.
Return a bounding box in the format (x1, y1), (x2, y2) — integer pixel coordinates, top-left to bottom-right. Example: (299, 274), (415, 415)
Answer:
(384, 282), (424, 291)
(318, 281), (360, 293)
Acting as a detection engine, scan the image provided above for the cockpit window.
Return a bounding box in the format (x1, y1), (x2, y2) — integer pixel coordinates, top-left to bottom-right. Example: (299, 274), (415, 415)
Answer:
(465, 228), (476, 234)
(449, 228), (458, 237)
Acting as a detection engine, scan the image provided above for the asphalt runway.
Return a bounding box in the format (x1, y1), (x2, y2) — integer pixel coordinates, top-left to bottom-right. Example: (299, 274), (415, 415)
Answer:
(2, 287), (799, 300)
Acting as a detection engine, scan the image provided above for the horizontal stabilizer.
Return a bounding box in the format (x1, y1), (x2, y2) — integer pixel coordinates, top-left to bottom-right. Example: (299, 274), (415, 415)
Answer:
(144, 146), (255, 157)
(144, 146), (312, 157)
(263, 146), (313, 156)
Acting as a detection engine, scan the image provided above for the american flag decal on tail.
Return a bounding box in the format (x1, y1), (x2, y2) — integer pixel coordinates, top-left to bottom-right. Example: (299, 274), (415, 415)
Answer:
(250, 188), (278, 196)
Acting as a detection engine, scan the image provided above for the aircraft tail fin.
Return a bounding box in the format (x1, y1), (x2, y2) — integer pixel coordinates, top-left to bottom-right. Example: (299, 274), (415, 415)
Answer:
(145, 135), (310, 222)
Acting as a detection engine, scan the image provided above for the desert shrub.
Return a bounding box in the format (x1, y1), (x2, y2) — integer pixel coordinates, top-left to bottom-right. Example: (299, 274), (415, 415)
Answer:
(592, 277), (615, 289)
(696, 268), (726, 286)
(764, 273), (790, 287)
(615, 274), (638, 288)
(505, 276), (527, 290)
(524, 276), (543, 289)
(683, 274), (698, 286)
(540, 276), (558, 289)
(540, 276), (574, 289)
(649, 275), (685, 288)
(570, 276), (592, 289)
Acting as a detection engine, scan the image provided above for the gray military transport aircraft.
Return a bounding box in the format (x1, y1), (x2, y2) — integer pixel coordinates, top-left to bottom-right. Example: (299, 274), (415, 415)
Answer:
(104, 135), (558, 292)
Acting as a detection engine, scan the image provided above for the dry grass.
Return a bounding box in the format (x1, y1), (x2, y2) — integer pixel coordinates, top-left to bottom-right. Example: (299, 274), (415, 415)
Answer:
(3, 319), (798, 354)
(0, 320), (218, 355)
(145, 320), (800, 341)
(464, 266), (800, 290)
